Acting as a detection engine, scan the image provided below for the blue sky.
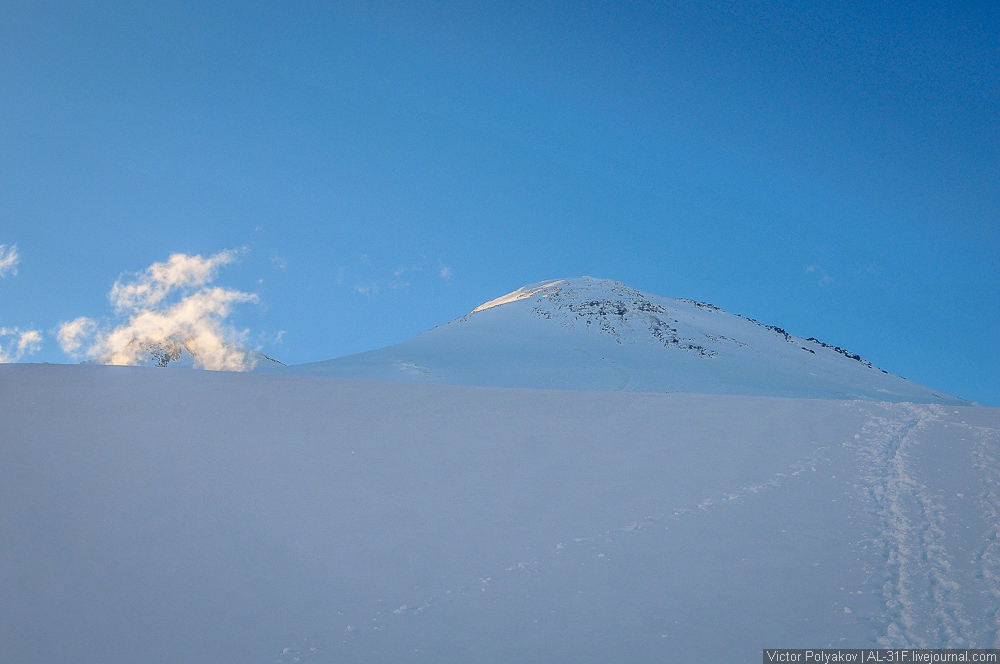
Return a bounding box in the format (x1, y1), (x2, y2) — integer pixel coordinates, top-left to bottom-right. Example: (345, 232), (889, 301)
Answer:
(1, 1), (997, 405)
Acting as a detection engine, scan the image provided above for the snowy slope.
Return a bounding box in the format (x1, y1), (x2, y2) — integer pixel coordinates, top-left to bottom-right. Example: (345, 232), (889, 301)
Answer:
(283, 277), (963, 403)
(1, 364), (997, 663)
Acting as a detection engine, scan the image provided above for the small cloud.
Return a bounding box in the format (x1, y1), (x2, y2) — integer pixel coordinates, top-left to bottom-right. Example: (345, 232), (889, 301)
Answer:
(0, 244), (19, 277)
(0, 327), (42, 362)
(804, 264), (833, 287)
(255, 329), (286, 348)
(58, 250), (261, 371)
(18, 330), (42, 355)
(354, 282), (379, 296)
(110, 249), (243, 313)
(56, 316), (97, 355)
(270, 253), (287, 271)
(341, 255), (451, 296)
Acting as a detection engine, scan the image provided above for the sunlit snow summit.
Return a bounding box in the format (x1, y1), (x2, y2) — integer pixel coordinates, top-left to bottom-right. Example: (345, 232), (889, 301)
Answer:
(285, 277), (960, 403)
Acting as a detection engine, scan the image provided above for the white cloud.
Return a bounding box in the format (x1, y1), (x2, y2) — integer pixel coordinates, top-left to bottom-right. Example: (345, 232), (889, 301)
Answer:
(56, 317), (96, 356)
(58, 250), (261, 371)
(341, 255), (452, 296)
(804, 264), (833, 287)
(17, 329), (42, 356)
(0, 244), (19, 277)
(0, 327), (42, 362)
(110, 249), (241, 312)
(354, 282), (379, 296)
(0, 245), (41, 362)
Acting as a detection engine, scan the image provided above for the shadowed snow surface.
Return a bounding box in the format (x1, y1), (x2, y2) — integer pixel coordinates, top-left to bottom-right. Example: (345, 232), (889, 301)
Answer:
(1, 364), (997, 663)
(282, 278), (963, 404)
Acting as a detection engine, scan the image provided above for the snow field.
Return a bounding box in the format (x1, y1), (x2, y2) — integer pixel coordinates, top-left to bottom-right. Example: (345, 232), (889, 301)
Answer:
(0, 364), (995, 662)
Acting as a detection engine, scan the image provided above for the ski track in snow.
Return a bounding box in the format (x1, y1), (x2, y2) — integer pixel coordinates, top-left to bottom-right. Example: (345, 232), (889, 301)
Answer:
(325, 434), (836, 651)
(290, 402), (1000, 658)
(856, 403), (975, 648)
(966, 420), (1000, 646)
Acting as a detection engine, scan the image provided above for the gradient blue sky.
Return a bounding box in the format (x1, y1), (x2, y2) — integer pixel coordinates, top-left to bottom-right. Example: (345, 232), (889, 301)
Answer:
(1, 1), (997, 404)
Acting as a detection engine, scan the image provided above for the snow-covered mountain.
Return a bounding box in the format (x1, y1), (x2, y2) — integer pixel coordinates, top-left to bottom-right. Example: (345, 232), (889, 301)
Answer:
(283, 277), (962, 403)
(1, 280), (991, 662)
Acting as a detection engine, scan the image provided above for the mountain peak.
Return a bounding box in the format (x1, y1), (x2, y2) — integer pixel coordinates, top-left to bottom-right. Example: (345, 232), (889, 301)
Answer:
(462, 277), (725, 357)
(283, 278), (964, 404)
(470, 279), (568, 313)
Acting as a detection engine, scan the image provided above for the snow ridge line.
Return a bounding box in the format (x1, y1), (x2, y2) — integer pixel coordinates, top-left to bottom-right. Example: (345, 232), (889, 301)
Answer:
(858, 403), (971, 648)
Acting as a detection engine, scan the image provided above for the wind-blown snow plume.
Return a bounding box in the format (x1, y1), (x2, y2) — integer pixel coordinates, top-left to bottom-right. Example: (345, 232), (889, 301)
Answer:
(0, 244), (19, 277)
(58, 250), (261, 371)
(0, 328), (42, 362)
